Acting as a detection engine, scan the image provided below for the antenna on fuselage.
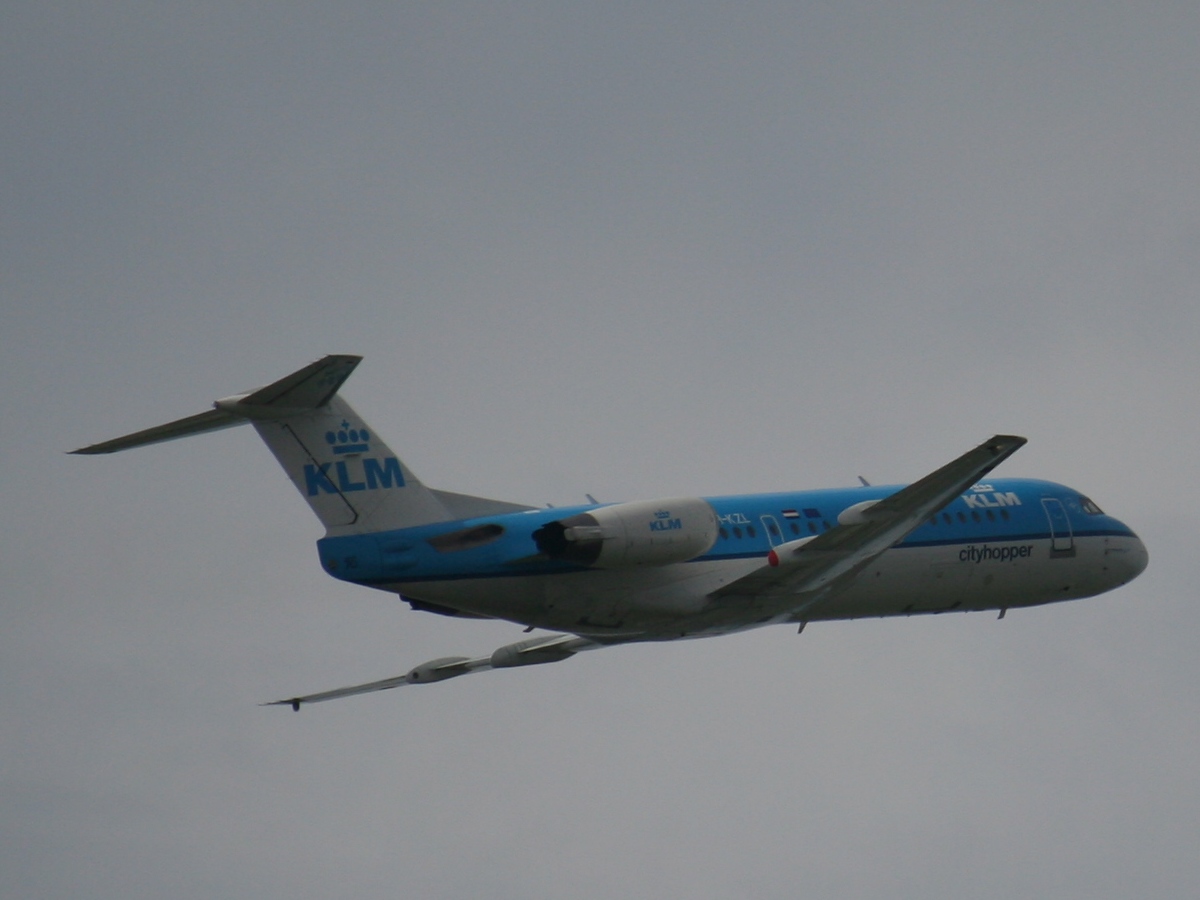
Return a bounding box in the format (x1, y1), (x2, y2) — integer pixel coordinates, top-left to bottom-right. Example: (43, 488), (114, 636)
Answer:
(858, 476), (871, 487)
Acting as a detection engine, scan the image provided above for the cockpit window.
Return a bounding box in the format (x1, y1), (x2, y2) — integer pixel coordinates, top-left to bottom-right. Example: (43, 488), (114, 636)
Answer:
(1080, 497), (1104, 515)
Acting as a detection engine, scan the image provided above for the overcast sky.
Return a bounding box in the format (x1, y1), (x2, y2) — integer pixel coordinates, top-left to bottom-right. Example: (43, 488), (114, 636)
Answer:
(4, 3), (1199, 897)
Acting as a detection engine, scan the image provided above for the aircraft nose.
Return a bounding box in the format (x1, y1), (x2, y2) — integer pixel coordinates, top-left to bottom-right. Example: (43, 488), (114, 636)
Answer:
(1109, 530), (1149, 585)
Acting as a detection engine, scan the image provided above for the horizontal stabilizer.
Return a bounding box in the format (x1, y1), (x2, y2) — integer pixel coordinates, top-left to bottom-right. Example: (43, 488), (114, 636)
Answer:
(70, 355), (363, 455)
(234, 354), (362, 412)
(70, 408), (243, 455)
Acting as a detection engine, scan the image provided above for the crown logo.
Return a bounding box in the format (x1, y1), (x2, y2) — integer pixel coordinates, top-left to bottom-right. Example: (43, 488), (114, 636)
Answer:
(325, 421), (371, 455)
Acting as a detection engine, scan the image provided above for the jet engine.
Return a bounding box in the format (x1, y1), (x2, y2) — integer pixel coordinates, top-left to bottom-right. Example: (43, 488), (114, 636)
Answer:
(532, 497), (719, 568)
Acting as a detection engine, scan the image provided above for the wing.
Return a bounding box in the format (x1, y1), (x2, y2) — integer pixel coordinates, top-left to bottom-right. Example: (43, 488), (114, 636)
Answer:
(711, 434), (1027, 614)
(263, 634), (601, 709)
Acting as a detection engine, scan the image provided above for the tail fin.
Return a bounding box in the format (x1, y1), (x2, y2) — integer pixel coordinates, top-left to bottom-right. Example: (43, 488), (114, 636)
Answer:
(72, 355), (453, 535)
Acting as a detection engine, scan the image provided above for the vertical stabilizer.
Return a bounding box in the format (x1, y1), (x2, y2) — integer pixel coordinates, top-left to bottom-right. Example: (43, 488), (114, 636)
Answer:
(249, 394), (450, 534)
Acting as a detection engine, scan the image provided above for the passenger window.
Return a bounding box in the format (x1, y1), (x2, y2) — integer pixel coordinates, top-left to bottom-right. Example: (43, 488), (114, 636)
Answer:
(719, 527), (729, 540)
(790, 522), (800, 536)
(747, 525), (757, 538)
(971, 511), (981, 522)
(733, 527), (742, 539)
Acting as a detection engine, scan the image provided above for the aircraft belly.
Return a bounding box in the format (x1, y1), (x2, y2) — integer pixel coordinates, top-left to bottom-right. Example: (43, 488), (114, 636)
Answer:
(391, 559), (753, 636)
(391, 576), (545, 625)
(388, 536), (1127, 635)
(807, 537), (1114, 620)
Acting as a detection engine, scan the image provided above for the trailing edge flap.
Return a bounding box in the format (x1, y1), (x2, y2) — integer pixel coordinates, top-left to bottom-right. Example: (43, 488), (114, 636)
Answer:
(712, 434), (1027, 607)
(70, 355), (363, 455)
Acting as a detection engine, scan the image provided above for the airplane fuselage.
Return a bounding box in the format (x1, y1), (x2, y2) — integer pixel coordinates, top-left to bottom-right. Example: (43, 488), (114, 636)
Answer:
(318, 477), (1147, 640)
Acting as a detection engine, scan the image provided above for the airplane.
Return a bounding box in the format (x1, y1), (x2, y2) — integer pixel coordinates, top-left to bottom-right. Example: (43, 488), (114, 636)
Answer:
(72, 355), (1148, 709)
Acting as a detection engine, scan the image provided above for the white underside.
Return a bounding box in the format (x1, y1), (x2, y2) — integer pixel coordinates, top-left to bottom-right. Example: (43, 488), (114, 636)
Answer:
(391, 535), (1145, 640)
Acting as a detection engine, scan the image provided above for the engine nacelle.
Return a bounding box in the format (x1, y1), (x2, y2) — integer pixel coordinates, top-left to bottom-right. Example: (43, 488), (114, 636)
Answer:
(532, 496), (719, 568)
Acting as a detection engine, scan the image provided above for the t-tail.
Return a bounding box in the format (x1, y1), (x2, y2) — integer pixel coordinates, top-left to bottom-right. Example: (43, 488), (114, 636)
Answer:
(71, 355), (456, 535)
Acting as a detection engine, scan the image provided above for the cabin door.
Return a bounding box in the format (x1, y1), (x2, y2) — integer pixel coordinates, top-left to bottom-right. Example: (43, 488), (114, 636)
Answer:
(1041, 498), (1075, 557)
(760, 515), (785, 548)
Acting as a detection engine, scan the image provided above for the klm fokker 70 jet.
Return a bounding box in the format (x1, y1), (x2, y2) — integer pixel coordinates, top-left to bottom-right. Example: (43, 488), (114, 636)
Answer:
(73, 355), (1148, 709)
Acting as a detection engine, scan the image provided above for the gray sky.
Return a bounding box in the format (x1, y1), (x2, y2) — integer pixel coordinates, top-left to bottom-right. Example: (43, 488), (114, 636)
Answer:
(4, 3), (1198, 897)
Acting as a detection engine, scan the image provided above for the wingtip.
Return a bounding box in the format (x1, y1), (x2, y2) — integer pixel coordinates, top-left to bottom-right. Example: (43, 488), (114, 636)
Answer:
(260, 698), (303, 711)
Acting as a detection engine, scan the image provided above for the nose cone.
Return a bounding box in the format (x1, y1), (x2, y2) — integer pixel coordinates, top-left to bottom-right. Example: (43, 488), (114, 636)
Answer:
(1109, 530), (1149, 586)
